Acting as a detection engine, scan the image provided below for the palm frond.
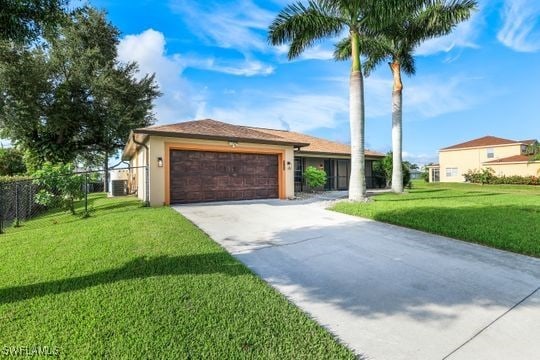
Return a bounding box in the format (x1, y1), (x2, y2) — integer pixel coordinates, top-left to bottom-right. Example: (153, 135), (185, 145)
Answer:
(400, 52), (416, 76)
(411, 0), (478, 38)
(334, 35), (394, 76)
(268, 0), (344, 60)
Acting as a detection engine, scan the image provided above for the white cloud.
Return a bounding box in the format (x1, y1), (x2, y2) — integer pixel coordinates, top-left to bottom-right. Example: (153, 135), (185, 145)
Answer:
(196, 92), (347, 132)
(300, 45), (335, 60)
(183, 55), (274, 76)
(118, 29), (198, 123)
(416, 5), (483, 56)
(117, 29), (276, 123)
(170, 0), (273, 53)
(497, 0), (540, 52)
(363, 75), (480, 118)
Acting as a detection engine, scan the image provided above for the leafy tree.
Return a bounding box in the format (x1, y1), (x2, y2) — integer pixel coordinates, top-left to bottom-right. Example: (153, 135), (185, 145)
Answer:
(269, 0), (425, 202)
(33, 162), (84, 214)
(335, 0), (476, 194)
(0, 0), (67, 43)
(0, 7), (160, 173)
(0, 147), (26, 176)
(526, 140), (540, 161)
(303, 166), (327, 190)
(374, 152), (410, 188)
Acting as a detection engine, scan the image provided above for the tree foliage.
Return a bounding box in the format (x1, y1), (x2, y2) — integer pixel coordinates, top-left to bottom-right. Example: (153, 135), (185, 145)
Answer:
(373, 152), (411, 188)
(0, 147), (27, 176)
(0, 0), (67, 43)
(0, 7), (160, 167)
(32, 162), (84, 214)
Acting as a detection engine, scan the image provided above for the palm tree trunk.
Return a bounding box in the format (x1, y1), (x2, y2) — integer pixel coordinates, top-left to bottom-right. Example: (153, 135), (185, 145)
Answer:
(349, 31), (367, 201)
(390, 61), (403, 193)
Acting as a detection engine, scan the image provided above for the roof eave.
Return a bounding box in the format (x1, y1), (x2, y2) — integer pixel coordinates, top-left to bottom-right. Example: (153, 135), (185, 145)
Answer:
(121, 132), (149, 161)
(133, 129), (309, 148)
(295, 150), (385, 158)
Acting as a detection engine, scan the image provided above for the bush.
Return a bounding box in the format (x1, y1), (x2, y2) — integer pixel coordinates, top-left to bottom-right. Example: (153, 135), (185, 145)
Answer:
(32, 163), (84, 214)
(463, 168), (539, 185)
(0, 148), (27, 176)
(373, 152), (410, 188)
(303, 166), (327, 190)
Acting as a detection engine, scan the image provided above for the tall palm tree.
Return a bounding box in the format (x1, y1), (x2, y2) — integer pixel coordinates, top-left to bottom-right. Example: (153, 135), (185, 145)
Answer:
(268, 0), (425, 201)
(335, 0), (476, 193)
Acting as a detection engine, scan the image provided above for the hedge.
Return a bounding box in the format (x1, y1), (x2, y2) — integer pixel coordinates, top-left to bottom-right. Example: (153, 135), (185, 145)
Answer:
(463, 168), (539, 185)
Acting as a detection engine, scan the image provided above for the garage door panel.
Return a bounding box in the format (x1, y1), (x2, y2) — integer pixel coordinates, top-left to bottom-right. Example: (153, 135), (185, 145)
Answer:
(170, 150), (279, 204)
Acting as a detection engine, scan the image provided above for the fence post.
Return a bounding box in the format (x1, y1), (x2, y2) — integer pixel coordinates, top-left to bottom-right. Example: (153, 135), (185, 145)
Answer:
(15, 182), (20, 227)
(85, 173), (88, 215)
(0, 184), (3, 234)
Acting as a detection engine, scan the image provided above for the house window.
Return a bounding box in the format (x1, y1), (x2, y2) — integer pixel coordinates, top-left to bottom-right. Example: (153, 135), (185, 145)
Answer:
(446, 167), (458, 177)
(486, 148), (494, 158)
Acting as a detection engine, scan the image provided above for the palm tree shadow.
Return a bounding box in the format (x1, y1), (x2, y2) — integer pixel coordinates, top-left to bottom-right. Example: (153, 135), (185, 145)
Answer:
(0, 254), (246, 305)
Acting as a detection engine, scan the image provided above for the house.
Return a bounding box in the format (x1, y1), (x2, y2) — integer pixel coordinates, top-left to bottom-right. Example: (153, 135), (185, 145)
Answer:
(122, 119), (384, 206)
(428, 136), (539, 183)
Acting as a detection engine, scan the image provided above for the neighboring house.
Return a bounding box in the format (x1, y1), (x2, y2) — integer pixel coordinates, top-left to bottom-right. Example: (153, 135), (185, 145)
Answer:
(409, 169), (422, 180)
(428, 136), (539, 183)
(122, 119), (384, 206)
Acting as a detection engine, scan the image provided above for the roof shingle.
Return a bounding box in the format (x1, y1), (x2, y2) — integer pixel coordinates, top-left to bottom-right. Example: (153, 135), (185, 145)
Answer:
(483, 155), (537, 164)
(441, 136), (529, 151)
(134, 119), (384, 158)
(135, 119), (308, 147)
(245, 126), (384, 157)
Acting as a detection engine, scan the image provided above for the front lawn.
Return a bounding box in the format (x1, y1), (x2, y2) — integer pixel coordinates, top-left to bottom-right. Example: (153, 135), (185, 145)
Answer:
(0, 195), (354, 359)
(333, 181), (540, 257)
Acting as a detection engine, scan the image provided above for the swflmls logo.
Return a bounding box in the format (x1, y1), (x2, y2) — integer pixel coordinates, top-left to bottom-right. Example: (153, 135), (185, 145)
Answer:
(1, 345), (60, 357)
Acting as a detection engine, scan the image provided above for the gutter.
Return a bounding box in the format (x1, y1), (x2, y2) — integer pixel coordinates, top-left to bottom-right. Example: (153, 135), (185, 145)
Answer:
(131, 133), (150, 206)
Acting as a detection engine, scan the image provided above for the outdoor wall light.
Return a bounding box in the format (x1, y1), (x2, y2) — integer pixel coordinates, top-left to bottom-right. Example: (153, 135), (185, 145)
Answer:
(157, 157), (163, 167)
(228, 141), (238, 148)
(287, 161), (292, 170)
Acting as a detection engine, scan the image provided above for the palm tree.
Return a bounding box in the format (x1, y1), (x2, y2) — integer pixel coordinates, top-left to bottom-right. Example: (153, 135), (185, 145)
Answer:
(335, 0), (476, 193)
(268, 0), (426, 201)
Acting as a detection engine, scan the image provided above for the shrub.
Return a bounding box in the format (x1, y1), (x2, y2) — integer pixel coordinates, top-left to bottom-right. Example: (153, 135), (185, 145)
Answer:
(303, 166), (327, 190)
(32, 163), (84, 214)
(0, 148), (27, 176)
(463, 168), (539, 185)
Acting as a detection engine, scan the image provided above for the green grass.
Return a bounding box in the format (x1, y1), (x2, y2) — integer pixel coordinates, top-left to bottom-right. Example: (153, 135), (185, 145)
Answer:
(333, 181), (540, 257)
(0, 194), (354, 359)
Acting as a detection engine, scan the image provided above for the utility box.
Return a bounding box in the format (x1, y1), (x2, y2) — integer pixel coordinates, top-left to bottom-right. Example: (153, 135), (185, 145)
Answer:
(109, 170), (129, 197)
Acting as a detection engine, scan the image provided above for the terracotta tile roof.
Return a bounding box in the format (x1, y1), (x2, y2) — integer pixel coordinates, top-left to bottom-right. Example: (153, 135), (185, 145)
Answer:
(245, 127), (384, 158)
(441, 136), (529, 150)
(134, 119), (309, 147)
(483, 155), (538, 164)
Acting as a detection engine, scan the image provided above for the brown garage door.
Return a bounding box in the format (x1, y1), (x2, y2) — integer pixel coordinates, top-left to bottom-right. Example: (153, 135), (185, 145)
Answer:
(170, 150), (279, 203)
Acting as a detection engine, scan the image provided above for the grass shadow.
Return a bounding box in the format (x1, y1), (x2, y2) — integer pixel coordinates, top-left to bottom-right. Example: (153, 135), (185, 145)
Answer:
(376, 192), (501, 202)
(0, 254), (246, 305)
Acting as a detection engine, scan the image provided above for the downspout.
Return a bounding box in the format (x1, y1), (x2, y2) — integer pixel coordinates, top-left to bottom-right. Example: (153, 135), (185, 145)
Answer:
(132, 134), (150, 206)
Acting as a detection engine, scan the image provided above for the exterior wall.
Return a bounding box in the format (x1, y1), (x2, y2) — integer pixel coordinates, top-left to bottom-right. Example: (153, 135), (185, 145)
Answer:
(140, 136), (295, 206)
(488, 162), (540, 177)
(439, 144), (522, 182)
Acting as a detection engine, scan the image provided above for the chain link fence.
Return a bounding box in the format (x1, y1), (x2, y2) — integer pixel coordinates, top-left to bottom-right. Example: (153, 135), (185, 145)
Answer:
(0, 166), (147, 234)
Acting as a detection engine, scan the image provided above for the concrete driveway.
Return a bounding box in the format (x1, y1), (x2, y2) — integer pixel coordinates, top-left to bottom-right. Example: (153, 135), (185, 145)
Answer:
(174, 198), (540, 360)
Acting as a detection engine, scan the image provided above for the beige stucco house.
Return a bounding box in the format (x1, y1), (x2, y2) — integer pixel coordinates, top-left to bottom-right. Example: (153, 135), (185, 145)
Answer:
(122, 119), (384, 206)
(428, 136), (539, 183)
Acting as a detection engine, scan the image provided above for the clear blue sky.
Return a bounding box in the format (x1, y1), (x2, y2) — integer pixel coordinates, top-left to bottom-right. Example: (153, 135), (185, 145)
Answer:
(9, 0), (539, 165)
